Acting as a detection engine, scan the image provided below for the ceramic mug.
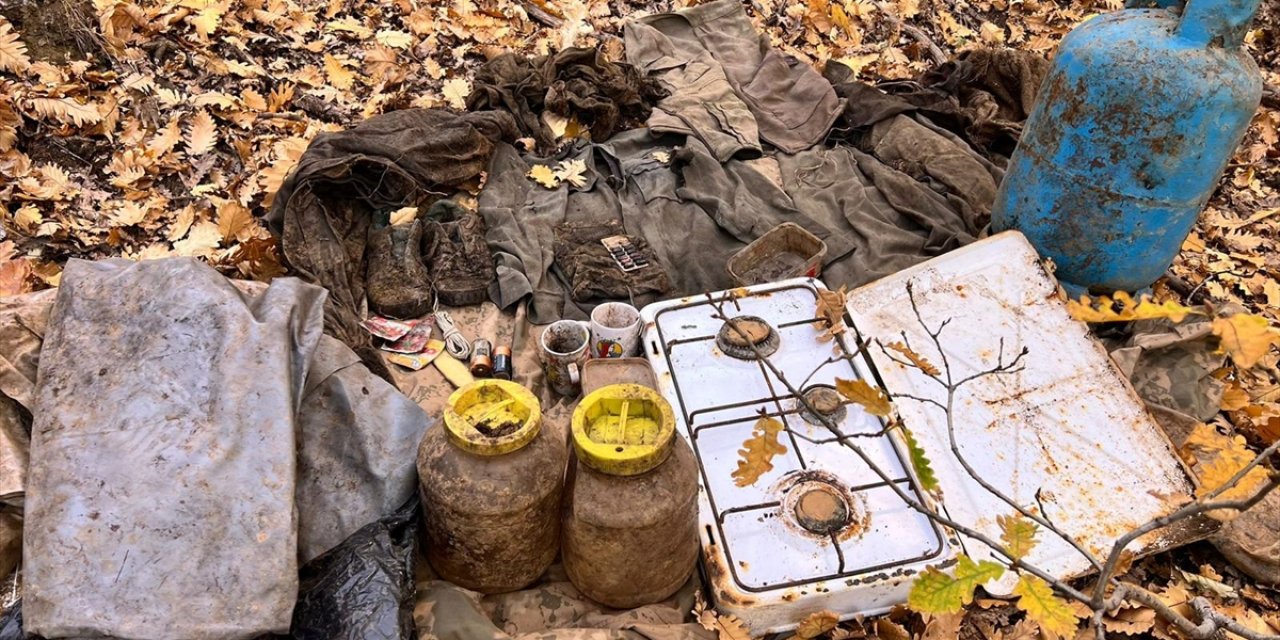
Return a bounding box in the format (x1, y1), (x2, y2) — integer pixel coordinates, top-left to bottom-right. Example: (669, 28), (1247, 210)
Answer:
(589, 302), (642, 359)
(541, 319), (591, 397)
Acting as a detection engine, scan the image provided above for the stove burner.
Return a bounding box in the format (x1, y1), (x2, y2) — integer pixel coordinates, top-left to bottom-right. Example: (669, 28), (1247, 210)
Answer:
(794, 486), (850, 535)
(797, 385), (847, 426)
(716, 316), (780, 359)
(776, 470), (868, 540)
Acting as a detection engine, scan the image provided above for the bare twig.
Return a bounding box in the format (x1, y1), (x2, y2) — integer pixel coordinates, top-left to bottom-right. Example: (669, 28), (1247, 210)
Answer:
(867, 0), (948, 66)
(893, 286), (1105, 572)
(521, 0), (562, 27)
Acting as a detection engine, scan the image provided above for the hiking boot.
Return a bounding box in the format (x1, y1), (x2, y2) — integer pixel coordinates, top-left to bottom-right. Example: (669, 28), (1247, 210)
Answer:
(423, 201), (495, 307)
(366, 219), (435, 319)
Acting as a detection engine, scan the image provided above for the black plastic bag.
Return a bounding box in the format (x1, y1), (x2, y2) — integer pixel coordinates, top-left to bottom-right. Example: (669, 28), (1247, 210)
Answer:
(0, 599), (29, 640)
(289, 499), (418, 640)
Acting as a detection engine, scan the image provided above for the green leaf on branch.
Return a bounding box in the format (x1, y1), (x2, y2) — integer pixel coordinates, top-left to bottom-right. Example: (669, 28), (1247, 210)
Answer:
(998, 514), (1039, 561)
(901, 427), (938, 492)
(907, 555), (1004, 614)
(1012, 575), (1080, 635)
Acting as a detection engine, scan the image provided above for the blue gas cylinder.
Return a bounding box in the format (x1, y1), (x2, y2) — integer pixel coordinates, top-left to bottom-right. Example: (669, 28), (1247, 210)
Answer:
(991, 0), (1262, 292)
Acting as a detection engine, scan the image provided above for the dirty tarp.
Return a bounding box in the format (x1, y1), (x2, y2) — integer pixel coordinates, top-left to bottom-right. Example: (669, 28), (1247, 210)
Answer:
(825, 48), (1050, 160)
(468, 49), (668, 150)
(480, 129), (854, 323)
(624, 0), (842, 157)
(267, 108), (519, 378)
(20, 258), (431, 638)
(23, 258), (325, 638)
(295, 334), (431, 565)
(1, 263), (429, 572)
(414, 565), (714, 640)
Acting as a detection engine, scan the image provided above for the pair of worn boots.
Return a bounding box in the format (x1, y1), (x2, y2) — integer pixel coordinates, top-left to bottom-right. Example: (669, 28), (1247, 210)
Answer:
(365, 201), (496, 319)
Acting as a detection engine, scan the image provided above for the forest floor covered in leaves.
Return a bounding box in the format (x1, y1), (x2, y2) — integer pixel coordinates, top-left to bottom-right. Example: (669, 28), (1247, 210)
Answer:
(0, 0), (1278, 637)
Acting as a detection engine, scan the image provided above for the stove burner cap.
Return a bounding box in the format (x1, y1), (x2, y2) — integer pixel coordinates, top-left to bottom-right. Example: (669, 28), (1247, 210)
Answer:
(793, 486), (851, 535)
(716, 316), (780, 359)
(798, 385), (847, 426)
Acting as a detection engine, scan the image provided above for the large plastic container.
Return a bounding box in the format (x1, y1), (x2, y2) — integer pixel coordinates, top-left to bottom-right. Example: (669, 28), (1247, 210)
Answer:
(727, 222), (827, 286)
(417, 380), (567, 593)
(991, 0), (1261, 292)
(562, 384), (699, 608)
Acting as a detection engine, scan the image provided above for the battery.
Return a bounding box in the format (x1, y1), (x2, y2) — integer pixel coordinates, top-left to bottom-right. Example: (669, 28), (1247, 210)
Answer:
(493, 345), (513, 380)
(469, 339), (493, 377)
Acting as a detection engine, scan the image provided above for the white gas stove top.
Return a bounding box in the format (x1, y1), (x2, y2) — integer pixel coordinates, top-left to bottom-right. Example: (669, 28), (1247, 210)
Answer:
(640, 280), (951, 634)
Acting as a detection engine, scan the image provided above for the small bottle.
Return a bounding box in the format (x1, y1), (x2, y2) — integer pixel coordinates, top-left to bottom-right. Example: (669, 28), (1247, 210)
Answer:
(493, 345), (513, 380)
(469, 339), (493, 377)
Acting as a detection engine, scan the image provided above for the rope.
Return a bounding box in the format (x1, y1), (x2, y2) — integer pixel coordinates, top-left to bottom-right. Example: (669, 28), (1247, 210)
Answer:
(434, 310), (471, 360)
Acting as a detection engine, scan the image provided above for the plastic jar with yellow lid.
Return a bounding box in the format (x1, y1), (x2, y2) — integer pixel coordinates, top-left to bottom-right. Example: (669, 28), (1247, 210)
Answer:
(417, 379), (567, 593)
(562, 384), (699, 608)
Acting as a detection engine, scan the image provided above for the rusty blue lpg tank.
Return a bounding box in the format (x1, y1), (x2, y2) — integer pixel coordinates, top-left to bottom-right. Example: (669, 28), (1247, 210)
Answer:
(991, 0), (1262, 292)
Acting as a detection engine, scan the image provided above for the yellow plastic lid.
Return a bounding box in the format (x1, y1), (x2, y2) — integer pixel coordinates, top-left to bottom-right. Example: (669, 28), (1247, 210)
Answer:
(444, 380), (542, 456)
(571, 384), (676, 476)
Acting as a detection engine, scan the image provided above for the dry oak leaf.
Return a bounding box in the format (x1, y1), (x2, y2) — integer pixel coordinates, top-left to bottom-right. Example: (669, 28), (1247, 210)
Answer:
(794, 610), (839, 639)
(886, 341), (940, 376)
(189, 6), (223, 37)
(375, 29), (413, 48)
(1067, 292), (1199, 324)
(874, 618), (911, 640)
(1102, 604), (1157, 635)
(553, 159), (588, 188)
(0, 255), (32, 297)
(1012, 575), (1079, 636)
(389, 207), (418, 226)
(442, 77), (471, 111)
(1190, 434), (1270, 509)
(184, 110), (218, 156)
(324, 54), (356, 91)
(1211, 313), (1280, 369)
(0, 17), (32, 73)
(527, 164), (559, 189)
(732, 415), (788, 487)
(835, 378), (891, 417)
(216, 201), (254, 242)
(696, 608), (752, 640)
(11, 204), (41, 231)
(108, 200), (148, 227)
(998, 513), (1040, 561)
(18, 163), (75, 201)
(25, 97), (102, 127)
(173, 220), (222, 257)
(325, 17), (372, 38)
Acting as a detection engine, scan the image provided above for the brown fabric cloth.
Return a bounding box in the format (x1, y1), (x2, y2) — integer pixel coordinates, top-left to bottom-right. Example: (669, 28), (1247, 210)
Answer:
(266, 108), (518, 377)
(468, 49), (668, 150)
(553, 221), (672, 304)
(825, 47), (1050, 159)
